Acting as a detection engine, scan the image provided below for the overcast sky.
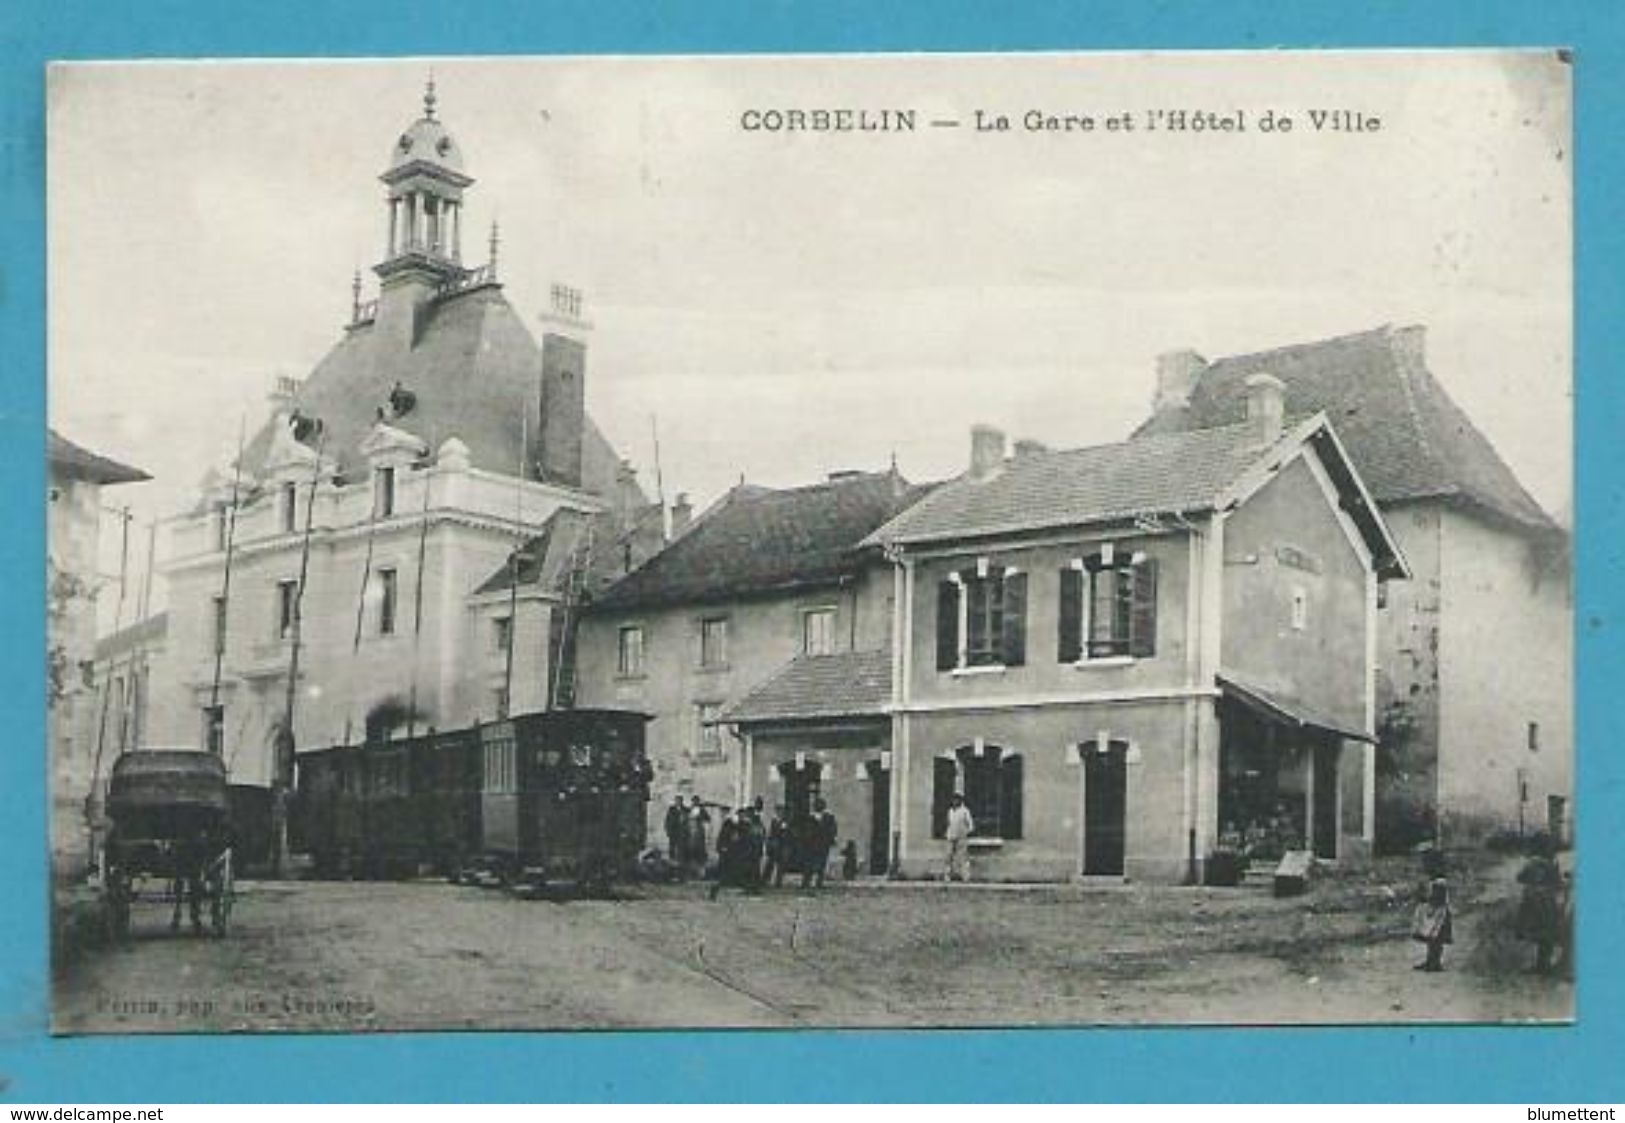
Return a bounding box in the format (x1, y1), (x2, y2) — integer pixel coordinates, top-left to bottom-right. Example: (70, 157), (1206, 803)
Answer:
(48, 51), (1571, 624)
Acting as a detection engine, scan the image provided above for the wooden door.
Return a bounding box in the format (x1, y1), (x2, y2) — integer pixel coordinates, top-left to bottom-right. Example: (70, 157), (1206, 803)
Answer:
(1312, 740), (1338, 860)
(1082, 743), (1127, 875)
(866, 760), (891, 875)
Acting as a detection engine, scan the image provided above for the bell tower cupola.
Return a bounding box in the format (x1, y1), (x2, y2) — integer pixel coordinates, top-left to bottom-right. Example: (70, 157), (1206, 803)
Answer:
(373, 78), (475, 350)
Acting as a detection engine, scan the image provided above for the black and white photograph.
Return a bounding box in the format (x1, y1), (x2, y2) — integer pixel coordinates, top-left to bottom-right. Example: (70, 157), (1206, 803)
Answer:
(46, 51), (1573, 1032)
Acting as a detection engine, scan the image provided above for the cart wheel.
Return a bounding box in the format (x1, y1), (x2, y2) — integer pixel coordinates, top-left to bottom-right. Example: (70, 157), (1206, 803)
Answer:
(104, 871), (132, 942)
(210, 849), (234, 937)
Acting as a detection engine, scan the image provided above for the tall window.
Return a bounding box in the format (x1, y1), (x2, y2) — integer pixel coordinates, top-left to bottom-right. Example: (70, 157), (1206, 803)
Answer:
(211, 595), (228, 655)
(375, 466), (396, 518)
(935, 563), (1027, 671)
(618, 625), (646, 676)
(699, 617), (729, 669)
(1058, 551), (1158, 662)
(377, 568), (398, 635)
(482, 726), (516, 792)
(694, 702), (724, 761)
(202, 705), (224, 756)
(275, 579), (298, 639)
(930, 745), (1023, 840)
(802, 607), (836, 656)
(492, 615), (513, 656)
(281, 481), (298, 533)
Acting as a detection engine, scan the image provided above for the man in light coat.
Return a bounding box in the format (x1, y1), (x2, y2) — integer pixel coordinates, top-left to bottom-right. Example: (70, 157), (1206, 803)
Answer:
(944, 792), (974, 882)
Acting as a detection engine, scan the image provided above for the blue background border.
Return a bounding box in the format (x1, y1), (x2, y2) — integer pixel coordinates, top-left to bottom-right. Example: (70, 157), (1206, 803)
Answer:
(3, 0), (1619, 1103)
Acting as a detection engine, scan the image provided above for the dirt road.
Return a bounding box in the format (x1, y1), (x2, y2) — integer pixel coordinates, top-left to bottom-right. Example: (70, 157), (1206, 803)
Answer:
(54, 859), (1571, 1032)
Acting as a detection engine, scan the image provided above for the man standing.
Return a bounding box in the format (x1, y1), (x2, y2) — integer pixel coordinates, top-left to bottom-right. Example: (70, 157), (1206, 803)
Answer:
(663, 794), (689, 877)
(762, 805), (790, 888)
(687, 795), (712, 878)
(944, 792), (975, 882)
(801, 799), (838, 889)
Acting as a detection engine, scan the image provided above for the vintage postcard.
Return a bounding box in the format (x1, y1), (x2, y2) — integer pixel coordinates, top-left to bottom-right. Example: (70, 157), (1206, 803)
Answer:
(46, 51), (1572, 1033)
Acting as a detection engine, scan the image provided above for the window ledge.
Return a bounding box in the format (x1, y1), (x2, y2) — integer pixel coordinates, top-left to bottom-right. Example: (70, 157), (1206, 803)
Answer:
(967, 837), (1005, 850)
(696, 663), (731, 674)
(950, 664), (1007, 678)
(1074, 656), (1135, 670)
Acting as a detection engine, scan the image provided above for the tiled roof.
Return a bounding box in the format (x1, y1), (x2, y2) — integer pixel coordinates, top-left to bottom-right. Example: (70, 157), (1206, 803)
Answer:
(589, 470), (931, 611)
(471, 507), (656, 600)
(722, 649), (893, 725)
(1134, 325), (1557, 536)
(236, 286), (630, 501)
(866, 424), (1268, 548)
(49, 430), (149, 485)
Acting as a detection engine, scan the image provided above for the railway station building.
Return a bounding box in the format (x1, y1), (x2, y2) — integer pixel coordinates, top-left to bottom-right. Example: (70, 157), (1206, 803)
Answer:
(1133, 326), (1572, 849)
(858, 378), (1407, 883)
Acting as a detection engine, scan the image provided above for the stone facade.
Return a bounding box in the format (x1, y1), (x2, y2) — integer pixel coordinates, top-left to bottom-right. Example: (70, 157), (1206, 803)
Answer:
(876, 417), (1398, 883)
(48, 432), (147, 881)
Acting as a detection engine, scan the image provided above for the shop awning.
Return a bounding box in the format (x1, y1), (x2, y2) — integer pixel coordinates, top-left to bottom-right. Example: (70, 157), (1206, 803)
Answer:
(1217, 674), (1376, 743)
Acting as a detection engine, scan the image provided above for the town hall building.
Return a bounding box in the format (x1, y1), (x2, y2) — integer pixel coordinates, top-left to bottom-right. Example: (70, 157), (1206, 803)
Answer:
(141, 84), (662, 858)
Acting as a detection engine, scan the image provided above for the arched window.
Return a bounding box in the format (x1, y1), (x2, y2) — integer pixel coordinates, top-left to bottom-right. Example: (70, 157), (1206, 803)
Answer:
(931, 745), (1024, 840)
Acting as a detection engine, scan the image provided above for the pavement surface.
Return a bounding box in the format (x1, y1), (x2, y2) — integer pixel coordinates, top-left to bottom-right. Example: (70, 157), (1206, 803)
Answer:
(52, 855), (1572, 1032)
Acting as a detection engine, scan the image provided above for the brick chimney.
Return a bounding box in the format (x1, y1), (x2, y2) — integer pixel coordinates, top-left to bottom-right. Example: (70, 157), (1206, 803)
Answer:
(970, 424), (1006, 481)
(1154, 349), (1207, 413)
(1244, 372), (1287, 446)
(1012, 438), (1049, 460)
(538, 333), (585, 487)
(670, 492), (694, 539)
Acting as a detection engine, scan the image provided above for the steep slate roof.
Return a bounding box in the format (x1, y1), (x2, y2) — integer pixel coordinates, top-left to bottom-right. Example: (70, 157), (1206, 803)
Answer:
(722, 649), (893, 725)
(590, 470), (931, 612)
(237, 285), (628, 499)
(1134, 325), (1557, 536)
(49, 430), (149, 485)
(867, 424), (1272, 548)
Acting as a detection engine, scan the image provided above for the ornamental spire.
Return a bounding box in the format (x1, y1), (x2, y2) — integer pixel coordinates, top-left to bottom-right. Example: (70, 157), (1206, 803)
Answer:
(488, 219), (500, 279)
(423, 74), (437, 121)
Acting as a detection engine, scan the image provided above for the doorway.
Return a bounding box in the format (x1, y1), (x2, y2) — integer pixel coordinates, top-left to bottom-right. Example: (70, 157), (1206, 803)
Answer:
(1312, 739), (1338, 860)
(1082, 741), (1128, 876)
(779, 760), (822, 823)
(865, 760), (891, 875)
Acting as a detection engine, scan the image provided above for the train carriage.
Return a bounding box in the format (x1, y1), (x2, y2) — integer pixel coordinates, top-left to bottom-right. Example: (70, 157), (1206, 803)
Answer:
(480, 709), (653, 893)
(295, 709), (650, 892)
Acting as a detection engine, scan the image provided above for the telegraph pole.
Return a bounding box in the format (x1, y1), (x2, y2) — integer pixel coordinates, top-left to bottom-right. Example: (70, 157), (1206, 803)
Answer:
(208, 418), (248, 746)
(274, 419), (326, 878)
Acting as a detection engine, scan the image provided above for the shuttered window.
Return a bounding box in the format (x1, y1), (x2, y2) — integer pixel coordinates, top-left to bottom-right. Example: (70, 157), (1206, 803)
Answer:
(935, 581), (960, 671)
(1058, 554), (1158, 661)
(935, 565), (1028, 671)
(929, 747), (1024, 840)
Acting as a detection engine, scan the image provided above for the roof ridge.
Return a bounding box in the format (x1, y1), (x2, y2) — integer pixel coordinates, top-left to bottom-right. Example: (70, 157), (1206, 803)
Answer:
(1208, 323), (1398, 370)
(1039, 418), (1256, 461)
(747, 468), (906, 497)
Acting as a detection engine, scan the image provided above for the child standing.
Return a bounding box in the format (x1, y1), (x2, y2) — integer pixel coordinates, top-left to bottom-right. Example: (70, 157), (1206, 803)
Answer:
(1412, 875), (1454, 972)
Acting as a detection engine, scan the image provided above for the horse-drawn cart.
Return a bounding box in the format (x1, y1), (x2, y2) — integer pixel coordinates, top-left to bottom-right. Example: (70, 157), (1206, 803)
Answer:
(103, 751), (235, 939)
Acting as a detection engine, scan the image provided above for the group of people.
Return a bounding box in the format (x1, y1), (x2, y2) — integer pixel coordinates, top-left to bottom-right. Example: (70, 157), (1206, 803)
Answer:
(1409, 833), (1573, 976)
(662, 793), (840, 898)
